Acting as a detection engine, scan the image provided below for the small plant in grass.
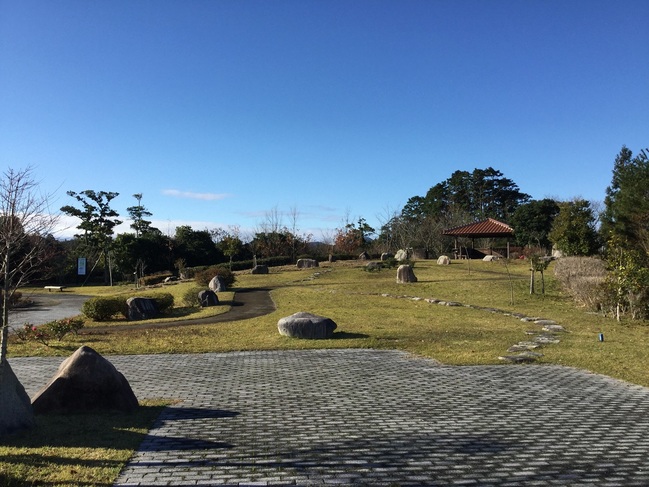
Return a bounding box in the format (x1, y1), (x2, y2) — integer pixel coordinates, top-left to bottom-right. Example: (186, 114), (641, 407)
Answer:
(14, 317), (84, 345)
(14, 323), (50, 345)
(181, 286), (205, 307)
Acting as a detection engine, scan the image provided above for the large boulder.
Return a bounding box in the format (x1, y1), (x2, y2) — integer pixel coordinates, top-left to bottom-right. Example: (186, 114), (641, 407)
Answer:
(209, 275), (227, 292)
(296, 258), (319, 269)
(0, 362), (34, 436)
(251, 265), (269, 274)
(437, 255), (450, 265)
(395, 249), (409, 261)
(365, 261), (382, 272)
(278, 312), (337, 339)
(198, 289), (219, 307)
(126, 297), (158, 320)
(358, 251), (370, 260)
(396, 264), (418, 283)
(31, 346), (138, 414)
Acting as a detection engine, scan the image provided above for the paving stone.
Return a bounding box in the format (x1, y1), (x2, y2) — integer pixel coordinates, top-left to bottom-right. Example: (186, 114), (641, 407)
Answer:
(9, 349), (649, 486)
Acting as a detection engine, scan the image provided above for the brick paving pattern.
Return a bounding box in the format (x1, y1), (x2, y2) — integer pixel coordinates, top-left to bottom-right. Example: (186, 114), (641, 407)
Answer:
(11, 349), (649, 486)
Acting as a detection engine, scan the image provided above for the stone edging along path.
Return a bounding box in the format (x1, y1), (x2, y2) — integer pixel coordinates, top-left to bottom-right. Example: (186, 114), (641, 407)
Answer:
(362, 291), (567, 363)
(303, 268), (567, 363)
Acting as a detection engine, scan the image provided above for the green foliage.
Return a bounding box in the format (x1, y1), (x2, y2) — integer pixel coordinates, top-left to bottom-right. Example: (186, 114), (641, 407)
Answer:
(60, 190), (121, 251)
(194, 265), (236, 287)
(174, 225), (223, 267)
(15, 318), (84, 345)
(112, 231), (173, 279)
(548, 199), (600, 256)
(82, 296), (127, 321)
(414, 167), (530, 221)
(601, 145), (649, 252)
(141, 272), (173, 286)
(603, 236), (649, 320)
(181, 286), (205, 307)
(511, 199), (560, 249)
(126, 193), (156, 236)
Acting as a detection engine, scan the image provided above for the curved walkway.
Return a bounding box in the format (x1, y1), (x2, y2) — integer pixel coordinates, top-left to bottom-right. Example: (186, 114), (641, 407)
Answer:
(10, 349), (649, 486)
(82, 287), (276, 334)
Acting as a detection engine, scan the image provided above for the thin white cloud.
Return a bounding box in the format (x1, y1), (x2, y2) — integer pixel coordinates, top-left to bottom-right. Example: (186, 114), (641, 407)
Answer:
(162, 189), (231, 201)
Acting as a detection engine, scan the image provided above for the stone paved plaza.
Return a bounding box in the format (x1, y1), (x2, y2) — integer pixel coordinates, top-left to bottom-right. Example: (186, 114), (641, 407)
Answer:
(10, 349), (649, 486)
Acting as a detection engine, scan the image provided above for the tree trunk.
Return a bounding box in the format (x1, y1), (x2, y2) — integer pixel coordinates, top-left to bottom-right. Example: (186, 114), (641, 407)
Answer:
(529, 268), (535, 294)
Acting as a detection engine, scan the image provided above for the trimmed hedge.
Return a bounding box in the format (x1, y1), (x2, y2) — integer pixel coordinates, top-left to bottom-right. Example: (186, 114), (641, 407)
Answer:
(82, 296), (127, 321)
(82, 292), (175, 321)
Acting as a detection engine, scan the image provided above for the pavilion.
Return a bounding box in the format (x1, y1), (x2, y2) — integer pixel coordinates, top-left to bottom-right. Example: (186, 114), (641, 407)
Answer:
(443, 218), (514, 259)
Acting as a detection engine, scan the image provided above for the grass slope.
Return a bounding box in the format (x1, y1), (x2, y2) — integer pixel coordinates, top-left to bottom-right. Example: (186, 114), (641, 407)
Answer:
(4, 258), (648, 485)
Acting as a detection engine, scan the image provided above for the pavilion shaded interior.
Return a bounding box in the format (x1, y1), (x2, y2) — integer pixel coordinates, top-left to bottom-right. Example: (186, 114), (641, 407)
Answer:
(442, 218), (514, 258)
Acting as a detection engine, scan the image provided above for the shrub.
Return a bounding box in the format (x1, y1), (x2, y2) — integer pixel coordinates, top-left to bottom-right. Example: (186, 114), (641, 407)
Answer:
(45, 317), (85, 340)
(554, 256), (607, 311)
(82, 296), (127, 321)
(194, 266), (236, 288)
(141, 272), (174, 286)
(14, 317), (84, 345)
(181, 286), (205, 307)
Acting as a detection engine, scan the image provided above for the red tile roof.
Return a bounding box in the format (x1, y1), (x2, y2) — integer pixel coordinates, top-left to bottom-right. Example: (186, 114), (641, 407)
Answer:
(443, 218), (514, 238)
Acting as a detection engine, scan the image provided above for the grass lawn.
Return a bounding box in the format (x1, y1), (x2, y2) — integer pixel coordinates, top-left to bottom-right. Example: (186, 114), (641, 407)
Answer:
(0, 401), (168, 486)
(4, 257), (649, 485)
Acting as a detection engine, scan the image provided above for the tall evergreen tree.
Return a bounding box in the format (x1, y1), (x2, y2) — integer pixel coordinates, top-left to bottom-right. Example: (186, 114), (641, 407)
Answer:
(510, 199), (560, 250)
(414, 167), (529, 222)
(601, 146), (649, 253)
(60, 190), (121, 284)
(548, 199), (600, 256)
(127, 193), (156, 237)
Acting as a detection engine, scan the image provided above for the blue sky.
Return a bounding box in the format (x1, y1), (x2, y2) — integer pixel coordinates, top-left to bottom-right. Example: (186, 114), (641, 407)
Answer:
(1, 0), (648, 241)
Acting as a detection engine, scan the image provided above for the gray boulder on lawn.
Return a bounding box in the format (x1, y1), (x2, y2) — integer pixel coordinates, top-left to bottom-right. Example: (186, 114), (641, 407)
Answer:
(126, 297), (158, 320)
(296, 258), (319, 269)
(395, 249), (409, 261)
(278, 312), (337, 339)
(251, 265), (269, 274)
(198, 289), (219, 307)
(0, 362), (34, 436)
(396, 264), (418, 283)
(31, 345), (138, 414)
(209, 275), (227, 292)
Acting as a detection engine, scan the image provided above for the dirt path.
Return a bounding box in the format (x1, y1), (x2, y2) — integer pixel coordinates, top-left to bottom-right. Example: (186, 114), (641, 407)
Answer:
(82, 287), (275, 334)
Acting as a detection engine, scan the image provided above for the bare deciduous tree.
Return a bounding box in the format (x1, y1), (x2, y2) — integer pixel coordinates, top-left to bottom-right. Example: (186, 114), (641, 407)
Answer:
(1, 167), (58, 364)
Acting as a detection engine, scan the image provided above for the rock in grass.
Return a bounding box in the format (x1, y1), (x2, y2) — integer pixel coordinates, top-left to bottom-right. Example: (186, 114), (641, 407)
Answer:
(278, 312), (337, 339)
(0, 361), (34, 436)
(209, 275), (227, 292)
(31, 346), (138, 414)
(127, 297), (158, 320)
(396, 264), (417, 283)
(498, 352), (544, 363)
(198, 289), (219, 307)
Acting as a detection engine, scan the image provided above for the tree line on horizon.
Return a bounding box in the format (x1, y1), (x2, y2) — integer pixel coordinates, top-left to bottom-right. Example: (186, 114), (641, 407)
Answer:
(2, 146), (648, 300)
